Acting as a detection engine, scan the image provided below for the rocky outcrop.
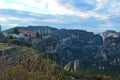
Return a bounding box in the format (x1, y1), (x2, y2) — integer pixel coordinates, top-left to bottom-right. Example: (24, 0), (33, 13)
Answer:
(100, 30), (119, 42)
(64, 59), (80, 72)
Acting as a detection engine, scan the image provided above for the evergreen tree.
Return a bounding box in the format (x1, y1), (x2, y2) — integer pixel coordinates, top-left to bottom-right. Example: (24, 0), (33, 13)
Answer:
(36, 32), (42, 39)
(13, 28), (19, 34)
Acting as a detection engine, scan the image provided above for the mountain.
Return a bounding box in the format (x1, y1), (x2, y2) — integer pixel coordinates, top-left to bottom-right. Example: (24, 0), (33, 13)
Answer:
(4, 26), (103, 66)
(1, 26), (120, 80)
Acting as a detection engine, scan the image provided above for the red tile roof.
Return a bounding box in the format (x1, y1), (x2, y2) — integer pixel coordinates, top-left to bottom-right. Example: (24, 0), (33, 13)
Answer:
(19, 29), (37, 36)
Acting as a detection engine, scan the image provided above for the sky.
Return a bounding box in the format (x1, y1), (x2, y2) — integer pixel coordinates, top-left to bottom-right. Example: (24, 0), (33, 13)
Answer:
(0, 0), (120, 32)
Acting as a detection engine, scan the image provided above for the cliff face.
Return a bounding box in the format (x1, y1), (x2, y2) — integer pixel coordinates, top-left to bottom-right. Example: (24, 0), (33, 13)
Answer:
(97, 31), (120, 64)
(3, 26), (120, 72)
(25, 26), (103, 66)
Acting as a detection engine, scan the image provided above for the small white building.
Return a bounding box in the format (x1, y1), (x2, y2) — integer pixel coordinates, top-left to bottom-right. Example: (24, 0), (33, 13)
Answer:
(9, 33), (24, 38)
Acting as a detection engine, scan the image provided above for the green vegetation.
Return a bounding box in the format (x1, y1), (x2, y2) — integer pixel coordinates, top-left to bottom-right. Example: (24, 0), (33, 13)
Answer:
(0, 43), (9, 49)
(13, 28), (19, 34)
(36, 32), (42, 39)
(0, 53), (71, 80)
(0, 42), (119, 80)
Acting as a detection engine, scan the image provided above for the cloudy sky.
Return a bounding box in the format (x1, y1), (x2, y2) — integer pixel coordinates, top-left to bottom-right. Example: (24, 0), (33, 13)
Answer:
(0, 0), (120, 32)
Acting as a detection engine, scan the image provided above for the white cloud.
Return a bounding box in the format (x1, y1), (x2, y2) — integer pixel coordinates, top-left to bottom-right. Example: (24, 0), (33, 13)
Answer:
(0, 0), (111, 19)
(13, 0), (47, 9)
(95, 0), (108, 10)
(109, 2), (120, 15)
(0, 17), (7, 22)
(0, 0), (120, 32)
(0, 0), (24, 10)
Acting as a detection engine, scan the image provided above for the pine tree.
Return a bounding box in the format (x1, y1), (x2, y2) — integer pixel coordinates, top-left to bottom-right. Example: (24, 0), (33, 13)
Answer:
(13, 28), (19, 34)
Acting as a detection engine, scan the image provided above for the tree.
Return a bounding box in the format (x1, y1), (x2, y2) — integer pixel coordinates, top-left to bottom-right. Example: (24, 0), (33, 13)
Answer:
(13, 28), (19, 34)
(36, 32), (42, 39)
